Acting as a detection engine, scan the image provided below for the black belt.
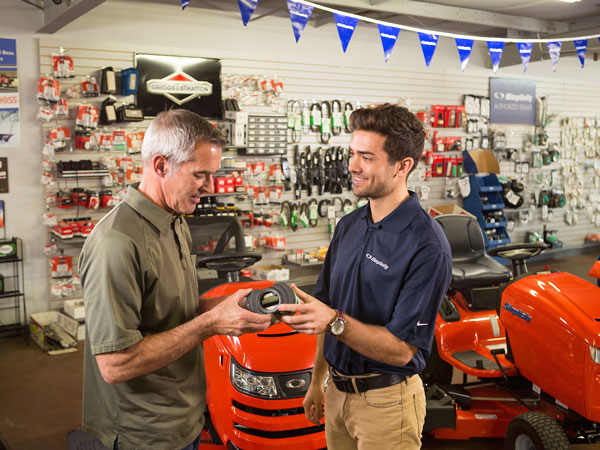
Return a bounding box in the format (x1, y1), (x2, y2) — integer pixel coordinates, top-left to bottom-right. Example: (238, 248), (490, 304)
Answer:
(330, 370), (409, 394)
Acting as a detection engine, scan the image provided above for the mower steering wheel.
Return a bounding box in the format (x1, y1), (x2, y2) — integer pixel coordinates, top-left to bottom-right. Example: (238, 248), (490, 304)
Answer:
(196, 252), (262, 273)
(487, 242), (547, 261)
(488, 243), (547, 278)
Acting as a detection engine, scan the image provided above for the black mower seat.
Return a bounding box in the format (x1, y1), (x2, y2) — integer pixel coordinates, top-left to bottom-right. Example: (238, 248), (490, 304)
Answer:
(435, 214), (512, 290)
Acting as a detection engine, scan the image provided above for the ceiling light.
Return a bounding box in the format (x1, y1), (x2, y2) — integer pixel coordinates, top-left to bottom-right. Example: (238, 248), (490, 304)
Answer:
(557, 0), (582, 3)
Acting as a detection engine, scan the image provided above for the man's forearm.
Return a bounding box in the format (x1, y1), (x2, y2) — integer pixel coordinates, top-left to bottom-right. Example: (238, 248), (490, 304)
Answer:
(199, 295), (228, 314)
(96, 313), (217, 384)
(311, 333), (328, 389)
(337, 315), (417, 367)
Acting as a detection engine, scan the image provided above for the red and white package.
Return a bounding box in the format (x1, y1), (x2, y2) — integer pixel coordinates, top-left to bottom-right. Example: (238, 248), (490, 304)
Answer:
(37, 105), (54, 122)
(76, 104), (99, 129)
(48, 126), (71, 142)
(52, 98), (68, 117)
(52, 53), (75, 78)
(36, 77), (60, 102)
(81, 76), (99, 97)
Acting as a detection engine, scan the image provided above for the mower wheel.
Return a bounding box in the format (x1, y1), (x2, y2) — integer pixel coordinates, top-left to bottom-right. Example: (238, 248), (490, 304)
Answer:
(505, 412), (569, 450)
(421, 339), (453, 386)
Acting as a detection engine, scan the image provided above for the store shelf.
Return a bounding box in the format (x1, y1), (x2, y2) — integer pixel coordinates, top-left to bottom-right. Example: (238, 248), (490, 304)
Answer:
(0, 290), (24, 300)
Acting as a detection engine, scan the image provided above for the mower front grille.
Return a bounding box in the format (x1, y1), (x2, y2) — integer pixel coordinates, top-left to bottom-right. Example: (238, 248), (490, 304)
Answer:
(234, 423), (325, 439)
(452, 350), (508, 370)
(233, 400), (304, 417)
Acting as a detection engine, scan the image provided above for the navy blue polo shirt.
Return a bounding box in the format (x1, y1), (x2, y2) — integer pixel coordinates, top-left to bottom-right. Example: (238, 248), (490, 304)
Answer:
(313, 192), (452, 376)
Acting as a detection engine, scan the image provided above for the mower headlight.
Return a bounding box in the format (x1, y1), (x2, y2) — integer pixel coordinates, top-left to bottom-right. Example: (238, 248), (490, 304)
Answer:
(230, 359), (279, 398)
(590, 346), (600, 364)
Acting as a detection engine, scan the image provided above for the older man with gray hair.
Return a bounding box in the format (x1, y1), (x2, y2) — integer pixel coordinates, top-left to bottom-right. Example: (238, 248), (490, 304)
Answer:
(79, 109), (273, 450)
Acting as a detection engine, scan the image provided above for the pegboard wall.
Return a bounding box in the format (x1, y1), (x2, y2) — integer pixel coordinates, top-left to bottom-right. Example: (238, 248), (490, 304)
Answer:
(38, 37), (600, 304)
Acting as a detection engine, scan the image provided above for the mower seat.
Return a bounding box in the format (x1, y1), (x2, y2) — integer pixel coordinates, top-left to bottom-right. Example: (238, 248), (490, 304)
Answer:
(435, 214), (512, 290)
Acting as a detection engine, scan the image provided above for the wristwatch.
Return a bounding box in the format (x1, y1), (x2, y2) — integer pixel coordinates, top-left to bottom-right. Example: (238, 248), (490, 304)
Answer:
(327, 309), (346, 336)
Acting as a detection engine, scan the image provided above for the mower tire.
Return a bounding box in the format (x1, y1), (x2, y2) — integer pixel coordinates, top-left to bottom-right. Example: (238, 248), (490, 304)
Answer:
(421, 339), (453, 386)
(505, 412), (569, 450)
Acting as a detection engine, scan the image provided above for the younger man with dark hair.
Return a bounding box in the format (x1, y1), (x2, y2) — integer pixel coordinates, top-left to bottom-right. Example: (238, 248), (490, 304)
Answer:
(279, 103), (452, 449)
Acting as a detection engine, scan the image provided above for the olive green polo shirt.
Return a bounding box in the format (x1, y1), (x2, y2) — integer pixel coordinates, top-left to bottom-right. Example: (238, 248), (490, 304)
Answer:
(79, 183), (204, 450)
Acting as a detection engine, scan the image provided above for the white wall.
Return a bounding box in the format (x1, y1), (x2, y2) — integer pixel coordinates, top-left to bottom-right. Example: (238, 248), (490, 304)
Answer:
(2, 0), (600, 318)
(0, 0), (44, 324)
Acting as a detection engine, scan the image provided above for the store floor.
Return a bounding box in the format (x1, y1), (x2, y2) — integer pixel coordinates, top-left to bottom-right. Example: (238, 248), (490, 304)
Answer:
(1, 251), (599, 450)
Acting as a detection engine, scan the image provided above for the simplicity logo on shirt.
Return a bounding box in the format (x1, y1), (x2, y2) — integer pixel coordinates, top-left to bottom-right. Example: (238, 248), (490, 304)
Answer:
(365, 253), (389, 271)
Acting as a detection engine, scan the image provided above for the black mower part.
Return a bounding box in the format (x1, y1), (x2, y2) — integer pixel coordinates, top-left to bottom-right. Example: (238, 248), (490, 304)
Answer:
(246, 283), (298, 315)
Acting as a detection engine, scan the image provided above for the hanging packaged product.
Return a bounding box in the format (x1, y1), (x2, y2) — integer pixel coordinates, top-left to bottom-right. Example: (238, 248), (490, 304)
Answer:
(120, 67), (138, 95)
(100, 66), (117, 94)
(48, 126), (71, 152)
(37, 76), (60, 102)
(52, 51), (75, 78)
(81, 76), (99, 97)
(74, 130), (92, 151)
(100, 97), (117, 125)
(37, 104), (54, 122)
(44, 241), (58, 257)
(98, 130), (113, 152)
(116, 104), (144, 122)
(126, 130), (144, 154)
(76, 104), (99, 129)
(51, 256), (73, 278)
(112, 129), (127, 151)
(86, 190), (100, 209)
(52, 98), (69, 117)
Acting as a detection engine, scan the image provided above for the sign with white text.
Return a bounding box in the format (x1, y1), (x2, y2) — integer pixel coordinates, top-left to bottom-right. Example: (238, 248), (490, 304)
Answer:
(490, 77), (536, 125)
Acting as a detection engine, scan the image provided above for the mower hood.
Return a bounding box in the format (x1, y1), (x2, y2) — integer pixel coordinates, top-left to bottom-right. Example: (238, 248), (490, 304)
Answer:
(218, 322), (317, 373)
(508, 272), (600, 346)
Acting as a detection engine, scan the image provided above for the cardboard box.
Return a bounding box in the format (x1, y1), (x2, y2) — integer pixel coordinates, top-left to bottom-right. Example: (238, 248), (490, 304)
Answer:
(428, 204), (475, 218)
(29, 311), (79, 355)
(251, 265), (289, 281)
(462, 149), (500, 174)
(64, 299), (85, 320)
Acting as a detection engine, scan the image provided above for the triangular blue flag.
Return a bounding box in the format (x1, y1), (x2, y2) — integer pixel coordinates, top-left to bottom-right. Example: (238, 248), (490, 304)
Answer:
(181, 0), (189, 10)
(377, 24), (401, 62)
(547, 41), (562, 72)
(418, 32), (439, 67)
(286, 0), (314, 43)
(238, 0), (259, 26)
(455, 38), (474, 71)
(574, 39), (587, 68)
(487, 41), (505, 73)
(333, 13), (359, 53)
(517, 42), (533, 72)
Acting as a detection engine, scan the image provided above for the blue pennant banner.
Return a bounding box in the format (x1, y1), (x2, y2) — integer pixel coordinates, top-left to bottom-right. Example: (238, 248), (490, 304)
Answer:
(286, 0), (314, 43)
(238, 0), (259, 26)
(487, 41), (505, 73)
(418, 32), (439, 67)
(334, 13), (359, 53)
(455, 38), (474, 71)
(547, 41), (562, 72)
(181, 0), (189, 10)
(377, 24), (401, 62)
(517, 42), (533, 72)
(574, 39), (587, 68)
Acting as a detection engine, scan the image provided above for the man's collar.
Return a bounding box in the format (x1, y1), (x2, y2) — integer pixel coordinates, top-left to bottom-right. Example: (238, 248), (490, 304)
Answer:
(359, 191), (421, 232)
(125, 183), (175, 235)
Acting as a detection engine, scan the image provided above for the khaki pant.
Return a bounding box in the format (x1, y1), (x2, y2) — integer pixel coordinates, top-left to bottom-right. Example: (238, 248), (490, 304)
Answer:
(324, 373), (426, 450)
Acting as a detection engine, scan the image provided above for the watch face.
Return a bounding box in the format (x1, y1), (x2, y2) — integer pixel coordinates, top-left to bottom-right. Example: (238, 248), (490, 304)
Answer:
(331, 320), (344, 335)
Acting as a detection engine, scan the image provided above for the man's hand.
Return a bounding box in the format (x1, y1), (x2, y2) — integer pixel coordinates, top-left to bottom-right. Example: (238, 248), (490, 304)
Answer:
(278, 285), (336, 335)
(207, 289), (273, 336)
(303, 382), (325, 424)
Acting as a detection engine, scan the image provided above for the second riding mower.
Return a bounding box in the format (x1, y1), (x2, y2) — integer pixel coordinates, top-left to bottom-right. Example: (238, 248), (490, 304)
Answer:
(186, 215), (326, 450)
(423, 213), (600, 448)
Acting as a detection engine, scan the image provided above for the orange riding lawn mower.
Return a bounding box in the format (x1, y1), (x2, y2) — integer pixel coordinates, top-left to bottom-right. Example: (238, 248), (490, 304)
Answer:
(188, 213), (600, 450)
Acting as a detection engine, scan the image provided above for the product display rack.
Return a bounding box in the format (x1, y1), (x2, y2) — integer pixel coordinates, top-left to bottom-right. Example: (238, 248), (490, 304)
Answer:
(463, 174), (511, 251)
(0, 238), (27, 337)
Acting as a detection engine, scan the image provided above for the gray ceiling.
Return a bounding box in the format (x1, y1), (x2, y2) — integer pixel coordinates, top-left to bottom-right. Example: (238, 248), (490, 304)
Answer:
(24, 0), (600, 63)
